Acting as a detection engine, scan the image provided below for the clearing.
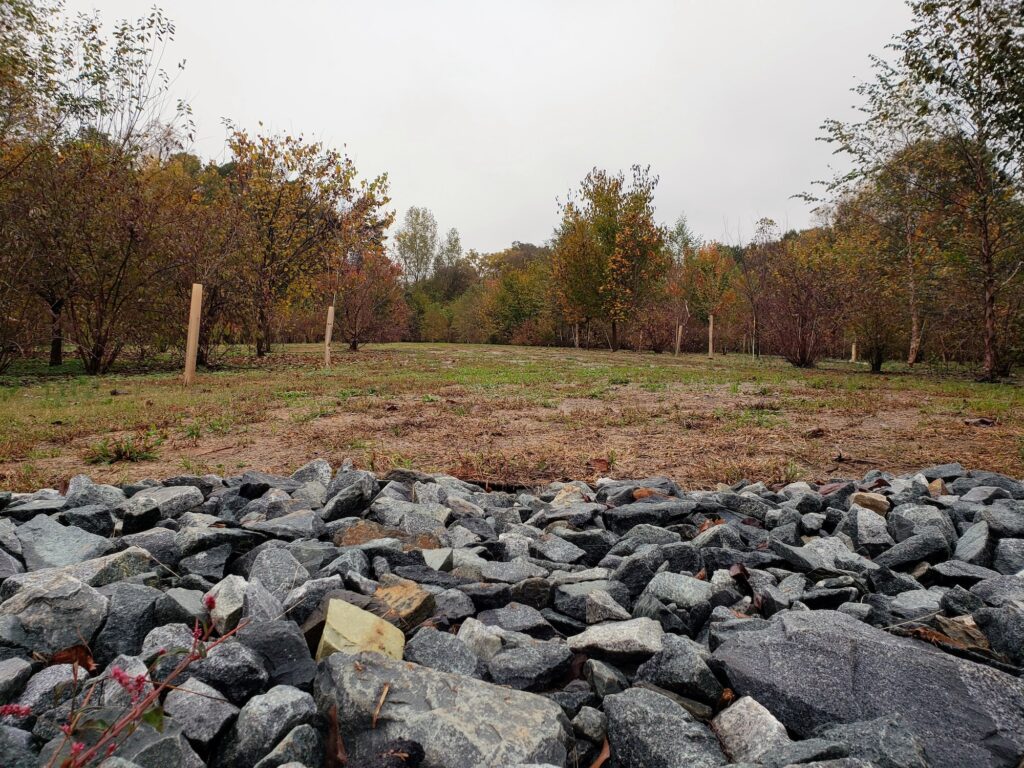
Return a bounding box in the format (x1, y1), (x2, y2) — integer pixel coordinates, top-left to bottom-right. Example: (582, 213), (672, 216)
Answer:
(0, 343), (1021, 491)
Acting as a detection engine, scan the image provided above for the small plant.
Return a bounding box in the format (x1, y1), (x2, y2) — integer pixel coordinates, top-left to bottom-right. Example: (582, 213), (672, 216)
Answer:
(182, 423), (201, 444)
(85, 431), (162, 464)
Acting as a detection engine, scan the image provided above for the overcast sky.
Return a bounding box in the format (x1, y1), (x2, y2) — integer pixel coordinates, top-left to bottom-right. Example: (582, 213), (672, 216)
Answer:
(66, 1), (911, 252)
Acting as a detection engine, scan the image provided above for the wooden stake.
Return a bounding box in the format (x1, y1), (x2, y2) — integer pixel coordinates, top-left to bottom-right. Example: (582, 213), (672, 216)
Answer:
(707, 314), (714, 359)
(183, 283), (203, 386)
(324, 305), (335, 367)
(850, 341), (857, 363)
(674, 324), (683, 356)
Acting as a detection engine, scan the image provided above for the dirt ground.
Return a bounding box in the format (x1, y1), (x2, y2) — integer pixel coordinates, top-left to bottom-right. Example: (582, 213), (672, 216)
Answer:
(1, 343), (1021, 491)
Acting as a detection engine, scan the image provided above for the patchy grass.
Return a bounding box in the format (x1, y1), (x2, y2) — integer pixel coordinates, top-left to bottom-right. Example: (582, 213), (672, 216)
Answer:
(0, 342), (1021, 491)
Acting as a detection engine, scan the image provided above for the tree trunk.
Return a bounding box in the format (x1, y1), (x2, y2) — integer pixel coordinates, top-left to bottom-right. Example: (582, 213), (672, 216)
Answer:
(573, 323), (580, 349)
(707, 315), (714, 359)
(751, 313), (759, 359)
(349, 337), (359, 351)
(674, 324), (682, 356)
(610, 320), (619, 352)
(48, 298), (64, 367)
(982, 267), (997, 380)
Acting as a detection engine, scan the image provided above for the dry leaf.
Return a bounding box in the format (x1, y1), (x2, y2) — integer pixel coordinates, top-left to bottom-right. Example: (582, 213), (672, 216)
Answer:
(589, 738), (611, 768)
(50, 645), (97, 673)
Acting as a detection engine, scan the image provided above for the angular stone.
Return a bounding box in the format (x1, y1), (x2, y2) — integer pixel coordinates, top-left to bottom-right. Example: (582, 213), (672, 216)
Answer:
(205, 574), (247, 634)
(249, 548), (311, 603)
(873, 529), (950, 570)
(529, 533), (587, 564)
(604, 687), (726, 768)
(585, 589), (631, 623)
(0, 657), (32, 704)
(14, 515), (113, 571)
(477, 602), (556, 639)
(954, 521), (995, 566)
(712, 610), (1024, 768)
(487, 640), (573, 690)
(372, 575), (435, 629)
(816, 718), (929, 768)
(712, 695), (791, 763)
(0, 573), (108, 653)
(567, 617), (664, 657)
(404, 627), (479, 676)
(124, 485), (204, 519)
(315, 598), (405, 661)
(642, 572), (713, 609)
(93, 582), (162, 666)
(217, 685), (317, 767)
(236, 620), (316, 688)
(849, 492), (889, 515)
(314, 650), (574, 767)
(635, 634), (722, 704)
(164, 676), (239, 746)
(59, 504), (115, 537)
(191, 641), (269, 705)
(993, 539), (1024, 575)
(252, 723), (323, 768)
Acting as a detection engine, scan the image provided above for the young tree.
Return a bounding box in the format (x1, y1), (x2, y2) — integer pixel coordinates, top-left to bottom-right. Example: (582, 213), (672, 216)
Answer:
(735, 217), (779, 358)
(393, 206), (438, 286)
(683, 243), (736, 358)
(228, 129), (357, 356)
(330, 249), (408, 350)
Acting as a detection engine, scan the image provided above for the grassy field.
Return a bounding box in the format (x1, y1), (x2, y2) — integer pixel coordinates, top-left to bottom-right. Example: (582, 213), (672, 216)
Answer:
(0, 342), (1022, 492)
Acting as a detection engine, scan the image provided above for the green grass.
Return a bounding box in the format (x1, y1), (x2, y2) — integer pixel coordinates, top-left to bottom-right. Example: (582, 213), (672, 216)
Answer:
(0, 342), (1021, 490)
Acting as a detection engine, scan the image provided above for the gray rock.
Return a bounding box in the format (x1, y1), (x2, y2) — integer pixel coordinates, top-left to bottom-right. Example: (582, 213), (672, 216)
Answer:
(583, 658), (628, 697)
(816, 717), (929, 768)
(14, 515), (113, 571)
(64, 481), (126, 510)
(216, 684), (316, 766)
(252, 723), (323, 768)
(124, 485), (204, 519)
(164, 676), (238, 746)
(10, 664), (76, 723)
(0, 573), (108, 653)
(604, 687), (726, 768)
(242, 578), (285, 623)
(954, 521), (995, 566)
(642, 572), (713, 609)
(529, 534), (586, 564)
(887, 505), (957, 546)
(0, 657), (32, 703)
(178, 544), (232, 582)
(314, 650), (573, 767)
(154, 588), (208, 626)
(249, 548), (311, 603)
(0, 725), (34, 768)
(206, 574), (246, 633)
(291, 458), (333, 486)
(635, 634), (722, 703)
(993, 538), (1024, 575)
(236, 619), (316, 688)
(712, 610), (1024, 768)
(479, 558), (548, 583)
(59, 503), (116, 536)
(974, 604), (1024, 666)
(567, 617), (664, 657)
(487, 640), (573, 690)
(404, 627), (480, 677)
(94, 582), (162, 666)
(971, 574), (1024, 607)
(190, 641), (269, 704)
(477, 602), (556, 638)
(553, 579), (631, 622)
(873, 529), (950, 570)
(712, 695), (791, 763)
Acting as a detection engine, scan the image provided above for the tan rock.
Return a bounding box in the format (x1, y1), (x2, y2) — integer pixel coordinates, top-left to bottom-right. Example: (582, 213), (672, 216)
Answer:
(373, 575), (436, 630)
(850, 491), (890, 516)
(315, 598), (405, 661)
(928, 478), (947, 498)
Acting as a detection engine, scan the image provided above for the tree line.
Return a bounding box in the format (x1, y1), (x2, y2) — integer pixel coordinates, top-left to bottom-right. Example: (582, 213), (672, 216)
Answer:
(1, 0), (1022, 379)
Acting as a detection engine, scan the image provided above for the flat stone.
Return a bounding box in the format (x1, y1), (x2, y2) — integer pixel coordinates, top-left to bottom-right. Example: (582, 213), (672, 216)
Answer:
(372, 575), (435, 629)
(236, 619), (316, 688)
(315, 598), (405, 661)
(567, 617), (664, 657)
(642, 572), (713, 609)
(849, 492), (890, 515)
(712, 695), (791, 762)
(0, 573), (108, 653)
(604, 686), (727, 768)
(712, 609), (1024, 768)
(123, 485), (204, 519)
(93, 582), (162, 666)
(314, 650), (574, 767)
(487, 640), (573, 690)
(14, 515), (113, 571)
(529, 534), (587, 564)
(584, 589), (632, 623)
(249, 548), (310, 603)
(404, 627), (479, 676)
(190, 641), (269, 705)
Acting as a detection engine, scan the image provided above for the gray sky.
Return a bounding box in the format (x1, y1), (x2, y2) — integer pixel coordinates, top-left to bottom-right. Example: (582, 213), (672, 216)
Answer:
(67, 0), (911, 252)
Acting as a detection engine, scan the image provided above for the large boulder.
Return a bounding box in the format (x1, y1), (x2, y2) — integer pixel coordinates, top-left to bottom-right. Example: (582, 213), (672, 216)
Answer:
(314, 651), (574, 767)
(711, 610), (1024, 768)
(14, 515), (113, 571)
(0, 573), (108, 653)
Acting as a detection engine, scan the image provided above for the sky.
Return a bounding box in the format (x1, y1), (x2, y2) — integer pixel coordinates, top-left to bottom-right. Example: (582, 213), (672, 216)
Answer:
(65, 0), (912, 252)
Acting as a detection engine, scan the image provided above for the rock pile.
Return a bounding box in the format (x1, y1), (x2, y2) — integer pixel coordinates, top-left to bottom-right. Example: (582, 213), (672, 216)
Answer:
(0, 460), (1023, 767)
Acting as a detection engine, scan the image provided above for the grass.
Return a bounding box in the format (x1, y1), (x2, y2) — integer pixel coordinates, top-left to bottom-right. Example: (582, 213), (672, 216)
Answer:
(0, 342), (1021, 491)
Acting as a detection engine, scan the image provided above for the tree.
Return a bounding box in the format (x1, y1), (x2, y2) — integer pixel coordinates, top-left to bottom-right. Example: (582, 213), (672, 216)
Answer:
(683, 243), (736, 358)
(552, 166), (667, 350)
(393, 206), (438, 286)
(228, 128), (358, 356)
(824, 0), (1024, 379)
(330, 249), (408, 350)
(760, 229), (844, 367)
(735, 217), (779, 358)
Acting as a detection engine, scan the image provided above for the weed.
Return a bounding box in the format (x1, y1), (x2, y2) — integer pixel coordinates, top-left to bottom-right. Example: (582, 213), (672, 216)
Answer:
(85, 431), (162, 464)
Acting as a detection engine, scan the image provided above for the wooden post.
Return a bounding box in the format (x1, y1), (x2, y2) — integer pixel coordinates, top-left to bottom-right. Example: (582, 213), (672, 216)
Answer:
(183, 283), (203, 386)
(674, 324), (683, 356)
(707, 315), (714, 359)
(850, 341), (857, 363)
(324, 305), (335, 367)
